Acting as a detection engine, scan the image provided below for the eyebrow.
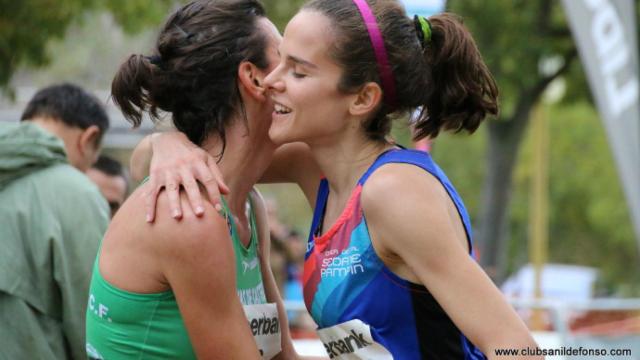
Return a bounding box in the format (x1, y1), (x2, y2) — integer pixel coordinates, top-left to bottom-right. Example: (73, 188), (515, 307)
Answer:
(287, 54), (318, 69)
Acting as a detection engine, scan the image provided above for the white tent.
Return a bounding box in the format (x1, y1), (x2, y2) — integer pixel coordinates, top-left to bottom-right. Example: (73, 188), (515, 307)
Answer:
(502, 264), (599, 301)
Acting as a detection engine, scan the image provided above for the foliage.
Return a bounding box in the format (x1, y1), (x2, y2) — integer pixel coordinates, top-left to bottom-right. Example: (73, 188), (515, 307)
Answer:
(1, 0), (309, 93)
(514, 103), (640, 295)
(262, 0), (306, 31)
(445, 0), (582, 281)
(446, 0), (640, 285)
(0, 0), (175, 94)
(447, 0), (576, 117)
(20, 12), (160, 89)
(431, 102), (640, 296)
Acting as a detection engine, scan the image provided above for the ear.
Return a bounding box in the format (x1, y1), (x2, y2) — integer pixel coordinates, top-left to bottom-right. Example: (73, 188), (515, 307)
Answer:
(238, 61), (267, 101)
(79, 125), (101, 155)
(349, 82), (383, 117)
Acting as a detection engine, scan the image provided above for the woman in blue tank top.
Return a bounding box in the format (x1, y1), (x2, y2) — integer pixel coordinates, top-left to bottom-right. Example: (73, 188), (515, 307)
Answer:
(136, 1), (541, 358)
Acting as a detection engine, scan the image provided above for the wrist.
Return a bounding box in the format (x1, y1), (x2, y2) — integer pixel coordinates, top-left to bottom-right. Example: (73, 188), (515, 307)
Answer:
(150, 131), (189, 150)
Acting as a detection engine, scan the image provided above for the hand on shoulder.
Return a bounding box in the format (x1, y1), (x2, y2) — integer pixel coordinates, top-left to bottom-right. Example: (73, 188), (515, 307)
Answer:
(149, 185), (231, 266)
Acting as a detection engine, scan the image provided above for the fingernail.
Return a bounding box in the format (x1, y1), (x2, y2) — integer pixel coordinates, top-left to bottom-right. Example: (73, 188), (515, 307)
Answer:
(172, 210), (181, 218)
(195, 206), (204, 215)
(215, 203), (222, 212)
(146, 214), (152, 222)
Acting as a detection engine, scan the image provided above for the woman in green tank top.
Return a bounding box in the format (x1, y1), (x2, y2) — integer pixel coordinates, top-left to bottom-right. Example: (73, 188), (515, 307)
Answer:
(86, 1), (305, 359)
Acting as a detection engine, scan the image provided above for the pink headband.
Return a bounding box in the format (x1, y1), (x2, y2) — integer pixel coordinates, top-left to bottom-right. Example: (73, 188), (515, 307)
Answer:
(352, 0), (397, 108)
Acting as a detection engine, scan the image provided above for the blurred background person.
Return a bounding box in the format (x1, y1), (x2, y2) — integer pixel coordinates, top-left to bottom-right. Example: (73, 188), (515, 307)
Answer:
(0, 83), (110, 359)
(265, 196), (292, 294)
(86, 154), (129, 218)
(282, 229), (317, 335)
(264, 197), (317, 335)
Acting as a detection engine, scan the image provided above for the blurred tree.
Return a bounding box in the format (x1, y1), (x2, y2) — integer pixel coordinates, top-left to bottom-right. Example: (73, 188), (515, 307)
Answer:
(103, 0), (177, 33)
(0, 0), (175, 95)
(1, 0), (309, 94)
(449, 0), (640, 284)
(432, 101), (640, 296)
(262, 0), (306, 31)
(446, 0), (580, 282)
(514, 103), (640, 295)
(18, 12), (161, 89)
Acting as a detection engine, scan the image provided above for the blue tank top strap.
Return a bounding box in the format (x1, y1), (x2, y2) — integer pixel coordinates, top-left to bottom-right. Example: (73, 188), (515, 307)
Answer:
(307, 178), (330, 258)
(358, 148), (476, 255)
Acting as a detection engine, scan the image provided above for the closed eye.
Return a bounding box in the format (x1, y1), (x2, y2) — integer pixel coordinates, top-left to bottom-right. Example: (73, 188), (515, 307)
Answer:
(292, 70), (307, 79)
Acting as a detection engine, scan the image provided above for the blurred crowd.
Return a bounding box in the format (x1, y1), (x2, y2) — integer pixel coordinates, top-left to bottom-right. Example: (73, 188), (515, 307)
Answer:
(264, 198), (317, 335)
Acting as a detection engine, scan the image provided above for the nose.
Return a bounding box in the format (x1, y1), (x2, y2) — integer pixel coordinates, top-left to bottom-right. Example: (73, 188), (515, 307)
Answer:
(264, 64), (284, 93)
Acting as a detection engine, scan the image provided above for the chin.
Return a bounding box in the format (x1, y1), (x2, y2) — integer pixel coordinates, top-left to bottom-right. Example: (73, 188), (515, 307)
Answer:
(268, 128), (288, 146)
(268, 124), (299, 146)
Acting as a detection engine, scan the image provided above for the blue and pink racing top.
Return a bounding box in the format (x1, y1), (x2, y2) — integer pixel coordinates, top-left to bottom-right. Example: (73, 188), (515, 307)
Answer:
(303, 148), (487, 359)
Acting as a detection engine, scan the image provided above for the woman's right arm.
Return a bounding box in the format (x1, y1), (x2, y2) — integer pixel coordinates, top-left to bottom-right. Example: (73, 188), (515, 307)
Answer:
(260, 142), (321, 206)
(361, 166), (540, 359)
(153, 191), (261, 359)
(135, 131), (321, 221)
(131, 132), (230, 222)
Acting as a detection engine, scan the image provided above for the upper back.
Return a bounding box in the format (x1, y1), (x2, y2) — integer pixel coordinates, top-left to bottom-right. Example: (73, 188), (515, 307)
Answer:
(87, 185), (206, 359)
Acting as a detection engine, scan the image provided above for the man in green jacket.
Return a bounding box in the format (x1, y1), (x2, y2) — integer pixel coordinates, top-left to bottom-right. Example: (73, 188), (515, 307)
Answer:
(0, 83), (110, 359)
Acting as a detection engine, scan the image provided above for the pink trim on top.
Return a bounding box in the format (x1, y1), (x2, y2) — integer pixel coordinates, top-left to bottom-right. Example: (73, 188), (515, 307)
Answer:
(352, 0), (397, 108)
(313, 185), (363, 246)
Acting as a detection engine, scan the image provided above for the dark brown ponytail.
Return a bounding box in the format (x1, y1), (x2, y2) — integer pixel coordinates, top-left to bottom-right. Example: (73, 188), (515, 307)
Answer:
(111, 54), (155, 128)
(111, 0), (269, 147)
(414, 13), (498, 139)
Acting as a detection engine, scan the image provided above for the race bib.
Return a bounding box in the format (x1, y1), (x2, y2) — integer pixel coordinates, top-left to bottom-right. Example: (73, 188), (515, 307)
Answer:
(243, 303), (281, 360)
(317, 319), (394, 359)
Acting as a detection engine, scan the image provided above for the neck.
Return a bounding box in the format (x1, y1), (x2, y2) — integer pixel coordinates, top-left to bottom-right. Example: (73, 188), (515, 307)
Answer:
(308, 127), (392, 197)
(30, 117), (69, 142)
(29, 117), (84, 168)
(201, 117), (275, 217)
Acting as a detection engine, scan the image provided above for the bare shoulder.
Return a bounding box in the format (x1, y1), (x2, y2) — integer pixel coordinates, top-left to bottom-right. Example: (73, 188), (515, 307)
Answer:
(98, 183), (232, 292)
(147, 189), (259, 358)
(360, 163), (450, 216)
(150, 184), (231, 263)
(360, 163), (469, 275)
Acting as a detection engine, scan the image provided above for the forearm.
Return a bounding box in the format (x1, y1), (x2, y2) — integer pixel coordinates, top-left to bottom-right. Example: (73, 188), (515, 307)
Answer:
(259, 143), (314, 185)
(259, 143), (321, 206)
(483, 326), (540, 360)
